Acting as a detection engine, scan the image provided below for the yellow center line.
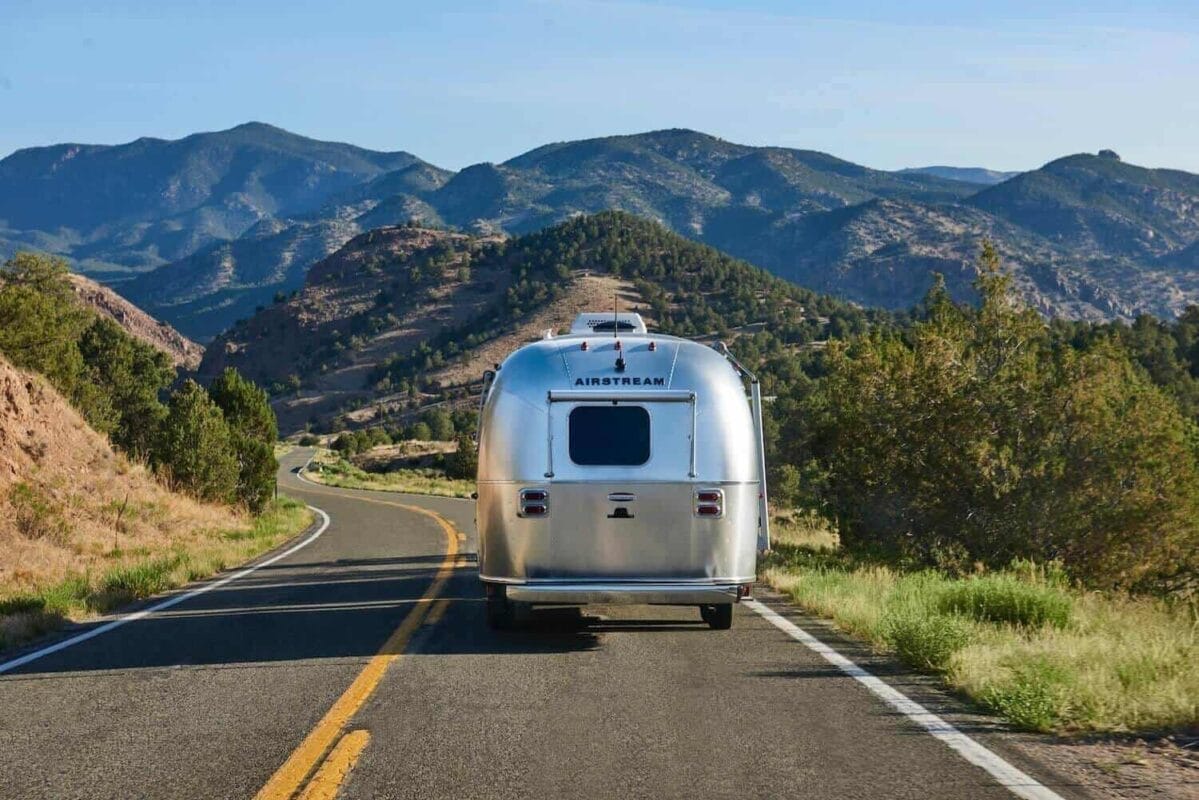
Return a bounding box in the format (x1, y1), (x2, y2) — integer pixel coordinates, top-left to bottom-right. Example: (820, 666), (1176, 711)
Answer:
(254, 487), (462, 800)
(295, 730), (371, 800)
(424, 597), (451, 628)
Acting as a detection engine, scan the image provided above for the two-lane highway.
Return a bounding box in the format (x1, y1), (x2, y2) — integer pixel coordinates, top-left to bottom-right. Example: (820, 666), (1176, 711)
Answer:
(0, 450), (1088, 799)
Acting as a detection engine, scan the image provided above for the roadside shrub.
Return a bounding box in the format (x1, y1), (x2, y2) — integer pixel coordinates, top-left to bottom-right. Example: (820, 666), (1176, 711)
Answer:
(7, 482), (71, 546)
(879, 608), (974, 671)
(978, 656), (1075, 732)
(298, 434), (320, 447)
(937, 575), (1073, 629)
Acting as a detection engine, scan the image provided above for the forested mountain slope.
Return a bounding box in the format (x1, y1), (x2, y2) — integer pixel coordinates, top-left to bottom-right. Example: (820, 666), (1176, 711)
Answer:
(201, 212), (884, 433)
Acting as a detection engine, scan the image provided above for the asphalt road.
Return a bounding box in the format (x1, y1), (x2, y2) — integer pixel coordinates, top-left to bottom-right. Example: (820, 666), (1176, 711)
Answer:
(0, 449), (1091, 799)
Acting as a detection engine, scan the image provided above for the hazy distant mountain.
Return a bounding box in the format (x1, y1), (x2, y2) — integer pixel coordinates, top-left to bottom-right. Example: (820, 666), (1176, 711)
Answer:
(7, 125), (1199, 335)
(968, 151), (1199, 257)
(426, 129), (977, 235)
(0, 122), (426, 272)
(899, 166), (1020, 185)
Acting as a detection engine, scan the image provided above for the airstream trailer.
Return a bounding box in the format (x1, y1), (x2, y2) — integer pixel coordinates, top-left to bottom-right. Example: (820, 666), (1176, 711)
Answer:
(475, 312), (770, 630)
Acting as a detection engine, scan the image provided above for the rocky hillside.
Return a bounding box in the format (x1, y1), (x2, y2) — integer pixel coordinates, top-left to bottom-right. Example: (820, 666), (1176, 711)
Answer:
(7, 124), (1199, 330)
(0, 122), (426, 274)
(67, 274), (203, 369)
(201, 212), (881, 433)
(157, 133), (1199, 331)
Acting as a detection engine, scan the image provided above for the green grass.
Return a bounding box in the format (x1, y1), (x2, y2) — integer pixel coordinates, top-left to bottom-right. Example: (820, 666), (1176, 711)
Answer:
(762, 517), (1199, 734)
(0, 497), (312, 652)
(308, 452), (475, 499)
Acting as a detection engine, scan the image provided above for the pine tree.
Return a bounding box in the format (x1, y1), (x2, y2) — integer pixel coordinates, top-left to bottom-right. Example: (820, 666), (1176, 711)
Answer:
(155, 381), (238, 504)
(208, 368), (278, 512)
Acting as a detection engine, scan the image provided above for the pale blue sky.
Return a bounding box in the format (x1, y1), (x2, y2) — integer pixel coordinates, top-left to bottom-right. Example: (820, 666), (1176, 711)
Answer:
(2, 0), (1196, 171)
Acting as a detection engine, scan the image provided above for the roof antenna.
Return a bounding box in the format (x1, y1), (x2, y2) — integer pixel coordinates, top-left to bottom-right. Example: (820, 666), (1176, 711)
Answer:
(613, 291), (626, 372)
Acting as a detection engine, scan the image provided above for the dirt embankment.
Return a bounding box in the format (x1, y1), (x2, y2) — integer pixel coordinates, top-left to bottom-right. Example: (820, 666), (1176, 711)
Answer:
(0, 355), (239, 598)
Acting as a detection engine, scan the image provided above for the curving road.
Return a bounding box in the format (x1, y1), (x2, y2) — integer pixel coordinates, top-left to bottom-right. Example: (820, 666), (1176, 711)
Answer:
(0, 449), (1091, 799)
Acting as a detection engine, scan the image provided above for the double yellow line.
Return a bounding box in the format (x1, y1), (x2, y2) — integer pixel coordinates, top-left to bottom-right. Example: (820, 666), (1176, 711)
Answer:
(254, 487), (463, 800)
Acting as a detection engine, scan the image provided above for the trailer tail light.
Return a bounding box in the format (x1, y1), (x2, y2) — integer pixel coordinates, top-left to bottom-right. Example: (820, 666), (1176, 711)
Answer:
(694, 488), (724, 518)
(519, 488), (549, 517)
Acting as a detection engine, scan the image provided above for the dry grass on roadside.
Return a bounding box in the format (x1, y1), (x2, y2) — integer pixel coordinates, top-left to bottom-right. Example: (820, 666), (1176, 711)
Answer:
(0, 497), (312, 651)
(307, 450), (475, 498)
(761, 515), (1199, 734)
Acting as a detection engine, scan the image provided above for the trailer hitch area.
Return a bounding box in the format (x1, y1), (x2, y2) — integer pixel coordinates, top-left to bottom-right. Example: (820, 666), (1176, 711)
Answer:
(607, 507), (634, 519)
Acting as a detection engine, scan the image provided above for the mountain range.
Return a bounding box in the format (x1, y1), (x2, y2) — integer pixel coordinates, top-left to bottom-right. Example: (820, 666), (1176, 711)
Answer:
(4, 124), (1199, 340)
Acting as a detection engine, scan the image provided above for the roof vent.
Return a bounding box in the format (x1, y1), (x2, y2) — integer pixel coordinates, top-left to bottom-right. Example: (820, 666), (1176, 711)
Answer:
(569, 312), (647, 334)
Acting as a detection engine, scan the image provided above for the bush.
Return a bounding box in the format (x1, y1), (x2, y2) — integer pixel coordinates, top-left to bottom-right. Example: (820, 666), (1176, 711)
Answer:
(880, 609), (974, 671)
(937, 574), (1073, 629)
(298, 434), (320, 447)
(7, 482), (70, 546)
(978, 657), (1075, 732)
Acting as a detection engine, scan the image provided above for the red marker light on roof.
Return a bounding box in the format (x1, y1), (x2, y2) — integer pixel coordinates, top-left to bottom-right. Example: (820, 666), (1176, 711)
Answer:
(614, 340), (622, 350)
(580, 341), (588, 351)
(648, 341), (657, 351)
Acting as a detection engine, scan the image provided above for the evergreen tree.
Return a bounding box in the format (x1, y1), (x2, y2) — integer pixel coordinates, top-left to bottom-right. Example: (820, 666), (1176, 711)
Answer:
(445, 433), (478, 480)
(155, 381), (238, 504)
(208, 368), (278, 512)
(784, 243), (1199, 592)
(78, 317), (174, 460)
(0, 253), (106, 422)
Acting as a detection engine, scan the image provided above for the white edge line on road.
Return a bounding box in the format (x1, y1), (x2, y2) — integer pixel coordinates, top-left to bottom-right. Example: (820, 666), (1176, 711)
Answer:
(0, 506), (331, 676)
(745, 599), (1067, 800)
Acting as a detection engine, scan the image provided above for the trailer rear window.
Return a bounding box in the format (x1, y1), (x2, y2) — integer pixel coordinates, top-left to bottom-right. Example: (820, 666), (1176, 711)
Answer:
(568, 405), (650, 466)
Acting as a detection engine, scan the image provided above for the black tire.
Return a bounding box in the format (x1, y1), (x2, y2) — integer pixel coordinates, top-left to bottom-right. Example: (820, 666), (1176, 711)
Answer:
(485, 588), (514, 630)
(706, 603), (733, 630)
(699, 605), (713, 624)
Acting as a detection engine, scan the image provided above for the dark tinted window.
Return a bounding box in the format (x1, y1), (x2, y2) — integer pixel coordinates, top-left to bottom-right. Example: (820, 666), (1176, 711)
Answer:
(568, 405), (650, 466)
(591, 320), (636, 332)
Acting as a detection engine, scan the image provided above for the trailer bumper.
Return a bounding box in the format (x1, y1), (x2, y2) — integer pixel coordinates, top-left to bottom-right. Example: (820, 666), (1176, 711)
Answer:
(497, 581), (749, 605)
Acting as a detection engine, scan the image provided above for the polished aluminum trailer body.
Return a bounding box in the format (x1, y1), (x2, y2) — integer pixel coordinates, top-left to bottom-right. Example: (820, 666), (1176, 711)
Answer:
(476, 313), (768, 621)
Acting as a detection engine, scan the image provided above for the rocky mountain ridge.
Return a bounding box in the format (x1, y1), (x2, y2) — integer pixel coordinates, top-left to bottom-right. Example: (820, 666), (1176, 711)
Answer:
(5, 124), (1199, 335)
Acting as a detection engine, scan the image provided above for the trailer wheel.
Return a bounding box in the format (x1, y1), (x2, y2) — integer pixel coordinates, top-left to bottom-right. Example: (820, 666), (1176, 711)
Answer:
(485, 585), (515, 630)
(486, 595), (514, 630)
(704, 603), (733, 630)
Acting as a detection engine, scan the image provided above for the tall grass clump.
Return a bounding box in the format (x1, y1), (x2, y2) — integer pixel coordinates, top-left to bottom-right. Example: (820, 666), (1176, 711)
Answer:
(761, 531), (1199, 733)
(937, 571), (1073, 629)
